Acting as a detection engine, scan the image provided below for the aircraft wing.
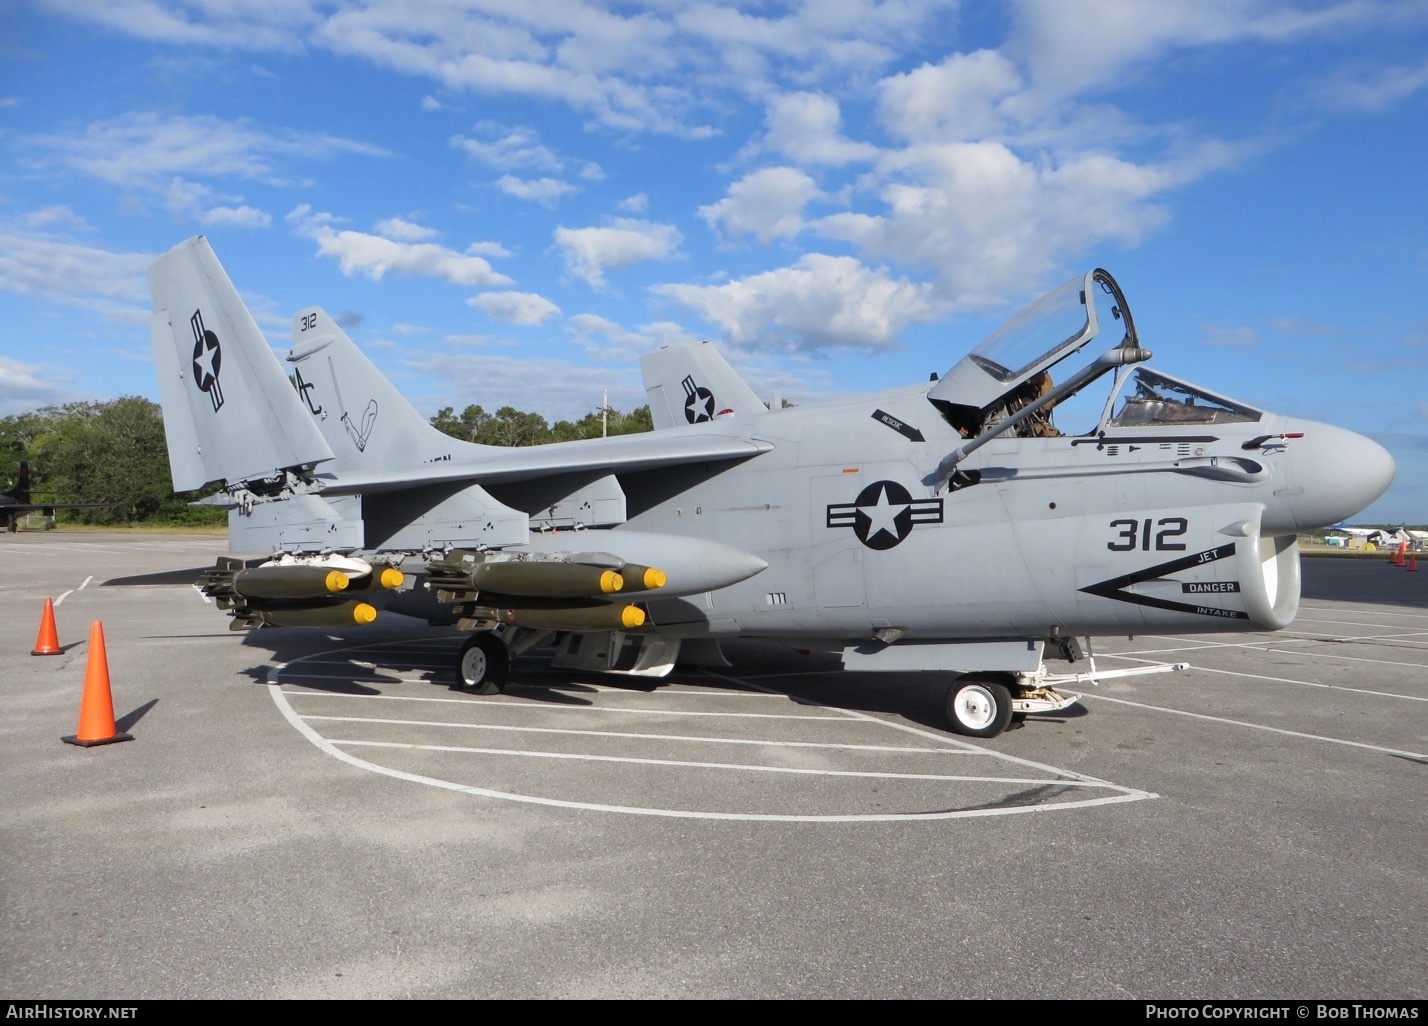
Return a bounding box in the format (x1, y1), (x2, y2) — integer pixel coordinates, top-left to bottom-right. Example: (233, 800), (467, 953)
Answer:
(315, 430), (772, 496)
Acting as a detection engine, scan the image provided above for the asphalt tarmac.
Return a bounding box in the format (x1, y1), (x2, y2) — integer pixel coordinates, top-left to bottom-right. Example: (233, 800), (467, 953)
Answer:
(2, 533), (1424, 1000)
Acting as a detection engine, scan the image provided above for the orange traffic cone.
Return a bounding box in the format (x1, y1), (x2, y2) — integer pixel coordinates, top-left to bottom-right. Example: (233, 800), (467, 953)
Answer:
(1408, 554), (1419, 572)
(32, 597), (62, 655)
(62, 622), (133, 748)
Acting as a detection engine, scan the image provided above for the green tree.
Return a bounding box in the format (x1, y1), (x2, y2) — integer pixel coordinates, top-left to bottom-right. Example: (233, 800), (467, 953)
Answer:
(488, 406), (550, 447)
(1, 410), (57, 495)
(8, 398), (223, 526)
(431, 404), (494, 443)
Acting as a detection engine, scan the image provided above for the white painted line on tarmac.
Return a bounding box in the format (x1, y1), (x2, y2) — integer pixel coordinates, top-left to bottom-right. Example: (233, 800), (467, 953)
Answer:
(53, 576), (91, 606)
(1110, 639), (1428, 676)
(268, 640), (1156, 820)
(1254, 648), (1428, 674)
(271, 691), (1149, 822)
(329, 737), (1131, 788)
(1292, 619), (1428, 635)
(1295, 608), (1428, 624)
(1284, 629), (1428, 646)
(1099, 653), (1426, 702)
(698, 669), (1153, 791)
(1077, 690), (1427, 761)
(300, 713), (976, 754)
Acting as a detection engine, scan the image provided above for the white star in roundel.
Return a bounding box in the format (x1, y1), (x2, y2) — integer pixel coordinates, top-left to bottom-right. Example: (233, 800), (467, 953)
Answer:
(860, 484), (910, 543)
(194, 336), (220, 387)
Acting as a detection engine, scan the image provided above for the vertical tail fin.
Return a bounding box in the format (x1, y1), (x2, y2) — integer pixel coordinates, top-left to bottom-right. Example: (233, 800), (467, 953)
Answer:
(147, 237), (334, 490)
(15, 461), (31, 505)
(287, 307), (531, 551)
(288, 306), (487, 472)
(640, 342), (766, 430)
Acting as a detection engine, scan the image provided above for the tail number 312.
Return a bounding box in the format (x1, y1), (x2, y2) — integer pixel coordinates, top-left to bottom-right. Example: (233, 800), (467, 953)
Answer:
(1107, 517), (1188, 552)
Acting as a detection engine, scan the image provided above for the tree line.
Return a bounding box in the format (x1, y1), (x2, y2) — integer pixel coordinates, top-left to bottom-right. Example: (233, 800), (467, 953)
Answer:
(430, 403), (653, 446)
(1, 396), (653, 527)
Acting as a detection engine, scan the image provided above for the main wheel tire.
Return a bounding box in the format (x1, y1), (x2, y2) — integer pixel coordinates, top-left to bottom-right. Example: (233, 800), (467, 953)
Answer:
(457, 633), (509, 695)
(946, 675), (1014, 738)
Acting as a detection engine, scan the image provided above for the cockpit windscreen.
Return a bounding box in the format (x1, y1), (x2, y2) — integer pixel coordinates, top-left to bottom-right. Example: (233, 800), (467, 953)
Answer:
(1106, 370), (1262, 428)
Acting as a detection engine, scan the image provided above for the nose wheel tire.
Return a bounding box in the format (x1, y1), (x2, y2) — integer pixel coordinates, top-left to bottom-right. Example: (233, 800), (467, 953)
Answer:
(457, 632), (510, 695)
(946, 675), (1014, 738)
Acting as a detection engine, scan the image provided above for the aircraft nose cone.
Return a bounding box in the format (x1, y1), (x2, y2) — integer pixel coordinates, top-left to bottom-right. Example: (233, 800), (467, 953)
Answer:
(1285, 422), (1396, 530)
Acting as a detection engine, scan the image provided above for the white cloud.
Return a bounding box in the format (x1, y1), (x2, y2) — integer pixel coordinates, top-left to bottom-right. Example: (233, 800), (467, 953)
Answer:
(0, 232), (149, 307)
(554, 218), (681, 289)
(700, 167), (820, 243)
(1311, 59), (1428, 113)
(466, 240), (513, 259)
(0, 356), (79, 416)
(812, 141), (1181, 303)
(22, 206), (89, 231)
(495, 175), (579, 205)
(618, 193), (649, 213)
(41, 0), (315, 51)
(673, 1), (934, 95)
(412, 350), (648, 423)
(164, 177), (271, 227)
(288, 206), (512, 287)
(1008, 0), (1414, 99)
(375, 217), (439, 242)
(47, 2), (945, 136)
(565, 312), (698, 359)
(877, 50), (1024, 143)
(760, 92), (880, 166)
(654, 253), (942, 353)
(29, 112), (383, 190)
(469, 290), (561, 326)
(316, 233), (512, 287)
(201, 204), (272, 228)
(451, 125), (562, 171)
(1203, 324), (1258, 348)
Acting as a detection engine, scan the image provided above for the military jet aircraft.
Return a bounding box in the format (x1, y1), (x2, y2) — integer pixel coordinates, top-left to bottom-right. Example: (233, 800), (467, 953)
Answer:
(1327, 524), (1412, 549)
(1, 462), (109, 532)
(147, 236), (1395, 738)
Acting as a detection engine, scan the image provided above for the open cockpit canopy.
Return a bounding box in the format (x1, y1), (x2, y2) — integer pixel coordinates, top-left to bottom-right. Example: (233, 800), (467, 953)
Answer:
(929, 269), (1138, 432)
(928, 269), (1262, 442)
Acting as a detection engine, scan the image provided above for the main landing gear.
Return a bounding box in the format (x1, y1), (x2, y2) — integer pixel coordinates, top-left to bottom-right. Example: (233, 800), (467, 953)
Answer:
(457, 632), (509, 695)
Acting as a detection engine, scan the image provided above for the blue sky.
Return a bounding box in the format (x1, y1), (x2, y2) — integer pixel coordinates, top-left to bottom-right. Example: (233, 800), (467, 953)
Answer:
(1, 0), (1425, 523)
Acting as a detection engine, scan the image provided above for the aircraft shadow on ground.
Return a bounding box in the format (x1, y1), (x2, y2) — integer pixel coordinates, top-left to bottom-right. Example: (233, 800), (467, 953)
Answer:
(209, 626), (1098, 734)
(713, 638), (1094, 733)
